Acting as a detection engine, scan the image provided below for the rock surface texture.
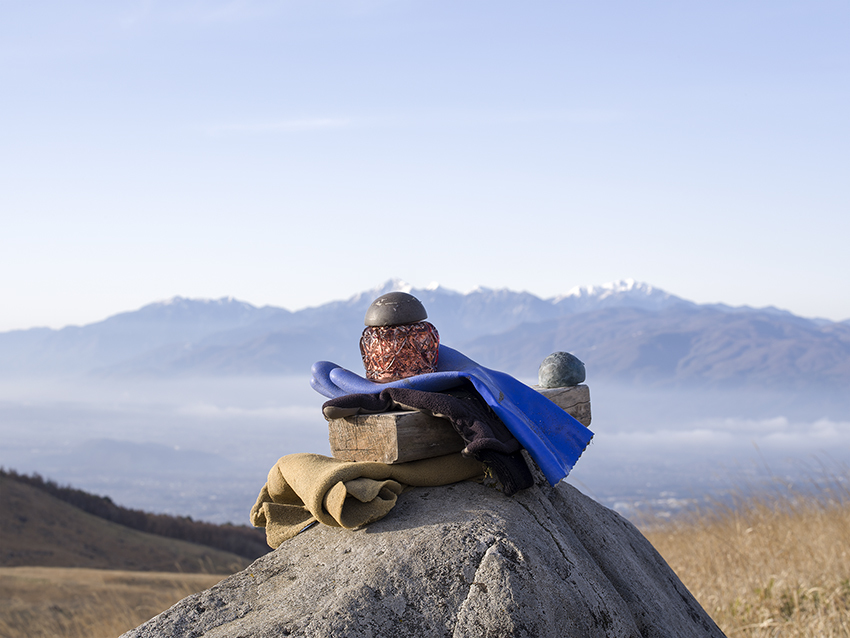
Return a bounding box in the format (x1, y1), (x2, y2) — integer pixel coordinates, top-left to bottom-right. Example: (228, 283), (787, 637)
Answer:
(122, 481), (725, 637)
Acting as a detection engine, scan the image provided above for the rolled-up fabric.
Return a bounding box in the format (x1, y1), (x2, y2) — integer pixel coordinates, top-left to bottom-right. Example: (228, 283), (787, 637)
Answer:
(250, 452), (485, 547)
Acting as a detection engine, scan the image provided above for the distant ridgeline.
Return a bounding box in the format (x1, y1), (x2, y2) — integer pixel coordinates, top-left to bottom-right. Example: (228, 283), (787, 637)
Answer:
(1, 279), (848, 391)
(0, 468), (269, 560)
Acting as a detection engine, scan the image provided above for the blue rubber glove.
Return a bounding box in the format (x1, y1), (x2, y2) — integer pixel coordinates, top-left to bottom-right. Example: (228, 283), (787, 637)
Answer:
(311, 345), (594, 485)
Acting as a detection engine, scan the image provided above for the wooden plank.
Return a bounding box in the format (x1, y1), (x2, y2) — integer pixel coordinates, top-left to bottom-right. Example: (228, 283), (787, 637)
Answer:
(327, 384), (592, 464)
(329, 411), (465, 464)
(533, 384), (592, 427)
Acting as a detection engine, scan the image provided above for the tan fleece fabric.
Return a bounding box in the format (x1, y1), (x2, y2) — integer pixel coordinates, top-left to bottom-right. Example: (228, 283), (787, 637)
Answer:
(250, 452), (484, 548)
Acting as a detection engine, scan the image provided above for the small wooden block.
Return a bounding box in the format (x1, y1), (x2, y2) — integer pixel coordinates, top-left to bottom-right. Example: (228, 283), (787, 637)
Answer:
(532, 384), (592, 427)
(328, 410), (465, 464)
(327, 384), (592, 464)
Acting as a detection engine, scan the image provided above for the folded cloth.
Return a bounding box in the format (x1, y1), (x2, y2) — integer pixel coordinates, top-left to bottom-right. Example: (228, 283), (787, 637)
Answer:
(250, 452), (484, 548)
(322, 386), (533, 495)
(311, 345), (594, 486)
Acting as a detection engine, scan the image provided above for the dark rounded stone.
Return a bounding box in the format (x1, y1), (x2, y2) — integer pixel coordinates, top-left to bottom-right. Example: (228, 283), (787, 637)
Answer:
(364, 292), (428, 327)
(538, 352), (586, 388)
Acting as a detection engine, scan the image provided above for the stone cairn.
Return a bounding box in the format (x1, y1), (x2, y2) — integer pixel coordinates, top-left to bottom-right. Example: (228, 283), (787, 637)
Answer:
(122, 294), (725, 638)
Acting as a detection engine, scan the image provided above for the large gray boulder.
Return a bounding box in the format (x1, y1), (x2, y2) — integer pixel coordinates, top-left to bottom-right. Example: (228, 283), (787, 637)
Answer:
(122, 480), (725, 637)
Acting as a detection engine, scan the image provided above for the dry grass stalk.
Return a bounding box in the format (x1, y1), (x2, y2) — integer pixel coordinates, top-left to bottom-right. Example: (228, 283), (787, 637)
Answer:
(643, 476), (850, 637)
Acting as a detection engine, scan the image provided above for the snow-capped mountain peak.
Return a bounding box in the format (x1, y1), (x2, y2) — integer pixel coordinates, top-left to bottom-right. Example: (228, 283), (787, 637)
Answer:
(378, 278), (413, 294)
(553, 279), (689, 312)
(152, 295), (253, 308)
(560, 279), (654, 299)
(342, 279), (415, 307)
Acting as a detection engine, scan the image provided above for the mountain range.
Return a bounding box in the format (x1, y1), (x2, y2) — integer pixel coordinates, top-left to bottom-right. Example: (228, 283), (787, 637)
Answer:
(2, 279), (849, 391)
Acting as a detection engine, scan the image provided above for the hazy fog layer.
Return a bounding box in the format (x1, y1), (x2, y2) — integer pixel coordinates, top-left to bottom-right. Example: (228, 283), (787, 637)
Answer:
(0, 376), (328, 524)
(2, 376), (848, 524)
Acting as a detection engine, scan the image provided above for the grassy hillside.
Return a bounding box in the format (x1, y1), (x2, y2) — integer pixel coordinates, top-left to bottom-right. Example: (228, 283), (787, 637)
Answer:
(643, 478), (850, 637)
(0, 566), (226, 638)
(1, 468), (269, 560)
(0, 476), (252, 573)
(0, 473), (263, 637)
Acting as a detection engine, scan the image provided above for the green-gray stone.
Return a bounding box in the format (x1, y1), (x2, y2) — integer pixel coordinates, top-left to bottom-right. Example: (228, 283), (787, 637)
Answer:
(538, 351), (586, 388)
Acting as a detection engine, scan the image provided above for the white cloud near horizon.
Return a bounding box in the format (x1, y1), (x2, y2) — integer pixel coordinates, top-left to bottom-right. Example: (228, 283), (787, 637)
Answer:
(414, 108), (632, 129)
(202, 107), (626, 137)
(177, 402), (317, 420)
(205, 117), (353, 135)
(118, 0), (299, 28)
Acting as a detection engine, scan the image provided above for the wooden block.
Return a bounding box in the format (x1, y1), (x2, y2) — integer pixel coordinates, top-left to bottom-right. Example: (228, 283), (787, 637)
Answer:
(532, 384), (592, 427)
(328, 410), (465, 464)
(327, 384), (592, 464)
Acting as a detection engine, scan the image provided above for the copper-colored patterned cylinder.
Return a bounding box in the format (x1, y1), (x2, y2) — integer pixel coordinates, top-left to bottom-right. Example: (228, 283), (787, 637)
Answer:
(360, 321), (440, 382)
(360, 292), (440, 382)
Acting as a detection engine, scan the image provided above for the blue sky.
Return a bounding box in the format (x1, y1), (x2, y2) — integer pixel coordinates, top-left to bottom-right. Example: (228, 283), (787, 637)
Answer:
(2, 1), (848, 330)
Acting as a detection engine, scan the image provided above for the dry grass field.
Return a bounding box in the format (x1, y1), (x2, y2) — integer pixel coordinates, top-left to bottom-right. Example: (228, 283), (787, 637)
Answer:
(643, 476), (850, 637)
(0, 566), (226, 638)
